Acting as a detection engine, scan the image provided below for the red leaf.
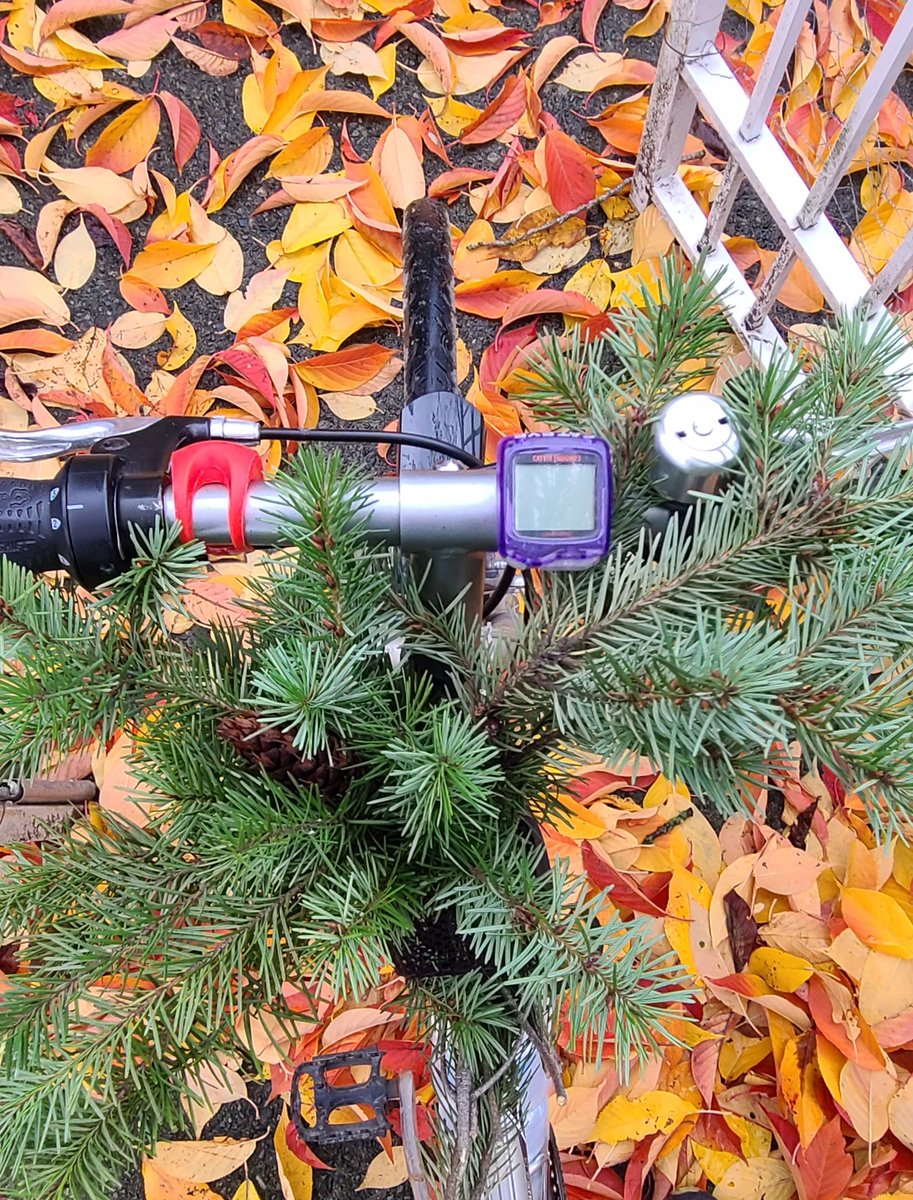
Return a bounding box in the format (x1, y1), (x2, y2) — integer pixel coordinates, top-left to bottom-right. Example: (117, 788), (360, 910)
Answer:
(478, 318), (538, 394)
(84, 204), (132, 266)
(543, 129), (596, 213)
(581, 0), (611, 44)
(388, 1104), (434, 1142)
(216, 347), (276, 402)
(796, 1117), (853, 1200)
(284, 1117), (333, 1170)
(160, 90), (201, 172)
(500, 288), (598, 325)
(429, 167), (495, 200)
(581, 843), (669, 917)
(460, 72), (528, 146)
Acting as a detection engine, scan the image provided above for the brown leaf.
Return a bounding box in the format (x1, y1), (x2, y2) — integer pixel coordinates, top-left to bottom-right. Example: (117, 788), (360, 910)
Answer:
(724, 889), (762, 973)
(0, 219), (43, 269)
(172, 37), (240, 76)
(498, 206), (587, 264)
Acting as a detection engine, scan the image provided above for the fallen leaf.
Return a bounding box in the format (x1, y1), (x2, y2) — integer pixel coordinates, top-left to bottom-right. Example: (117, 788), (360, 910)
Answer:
(275, 1106), (315, 1200)
(85, 96), (161, 174)
(498, 207), (587, 264)
(543, 129), (596, 214)
(0, 266), (70, 329)
(142, 1160), (220, 1200)
(377, 124), (425, 210)
(160, 91), (202, 172)
(110, 310), (168, 349)
(147, 1139), (258, 1183)
(53, 218), (96, 291)
(593, 1091), (696, 1143)
(131, 241), (219, 289)
(356, 1146), (407, 1190)
(842, 887), (913, 958)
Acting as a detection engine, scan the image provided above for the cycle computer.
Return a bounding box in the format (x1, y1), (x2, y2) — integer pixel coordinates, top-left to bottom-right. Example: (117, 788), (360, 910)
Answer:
(498, 434), (611, 570)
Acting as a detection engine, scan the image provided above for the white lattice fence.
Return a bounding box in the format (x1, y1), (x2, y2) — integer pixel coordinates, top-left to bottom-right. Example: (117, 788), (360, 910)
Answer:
(632, 0), (913, 406)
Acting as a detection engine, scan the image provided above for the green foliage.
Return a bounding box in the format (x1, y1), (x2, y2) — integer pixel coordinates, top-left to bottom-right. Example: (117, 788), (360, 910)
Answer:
(2, 267), (913, 1197)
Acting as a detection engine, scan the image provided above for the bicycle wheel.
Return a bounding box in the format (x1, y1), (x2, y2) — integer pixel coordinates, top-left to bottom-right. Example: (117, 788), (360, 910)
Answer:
(402, 198), (459, 403)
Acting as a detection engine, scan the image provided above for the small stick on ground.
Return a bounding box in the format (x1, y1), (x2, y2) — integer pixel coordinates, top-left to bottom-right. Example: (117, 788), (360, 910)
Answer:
(519, 1015), (567, 1105)
(400, 1070), (433, 1200)
(469, 150), (706, 252)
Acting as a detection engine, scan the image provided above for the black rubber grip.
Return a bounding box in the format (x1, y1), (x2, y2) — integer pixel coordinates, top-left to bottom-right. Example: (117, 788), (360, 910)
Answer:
(0, 474), (64, 574)
(402, 198), (459, 404)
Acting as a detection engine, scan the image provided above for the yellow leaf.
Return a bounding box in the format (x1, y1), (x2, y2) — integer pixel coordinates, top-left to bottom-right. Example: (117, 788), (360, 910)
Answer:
(858, 952), (913, 1026)
(377, 124), (425, 210)
(282, 201), (352, 253)
(92, 732), (158, 826)
(714, 1157), (794, 1200)
(275, 1106), (314, 1200)
(850, 189), (913, 284)
(53, 218), (96, 290)
(142, 1160), (220, 1199)
(148, 1138), (258, 1183)
(232, 1185), (263, 1200)
(334, 230), (399, 289)
(46, 165), (143, 215)
(692, 1143), (740, 1186)
(369, 42), (396, 100)
(131, 240), (219, 289)
(748, 947), (814, 992)
(565, 259), (613, 311)
(196, 231), (245, 296)
(268, 127), (334, 179)
(552, 792), (607, 840)
(593, 1091), (696, 1144)
(0, 176), (22, 215)
(110, 310), (168, 349)
(0, 264), (71, 328)
(85, 96), (160, 174)
(322, 392), (378, 421)
(159, 302), (197, 371)
(842, 887), (913, 959)
(357, 1146), (408, 1190)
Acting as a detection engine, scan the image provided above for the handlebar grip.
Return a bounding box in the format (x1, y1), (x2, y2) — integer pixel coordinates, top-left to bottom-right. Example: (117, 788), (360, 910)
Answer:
(0, 473), (65, 575)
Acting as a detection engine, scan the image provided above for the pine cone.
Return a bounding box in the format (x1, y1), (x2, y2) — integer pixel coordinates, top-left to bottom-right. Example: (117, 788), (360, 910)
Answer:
(217, 711), (350, 800)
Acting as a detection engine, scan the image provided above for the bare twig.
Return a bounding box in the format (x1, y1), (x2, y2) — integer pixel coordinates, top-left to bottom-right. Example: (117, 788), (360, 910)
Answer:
(469, 1091), (501, 1200)
(472, 1036), (523, 1101)
(519, 1016), (567, 1105)
(399, 1071), (433, 1200)
(469, 149), (706, 252)
(443, 1060), (474, 1200)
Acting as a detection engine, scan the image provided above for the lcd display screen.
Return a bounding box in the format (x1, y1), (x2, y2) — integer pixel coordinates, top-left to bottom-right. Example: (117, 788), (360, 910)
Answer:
(514, 461), (598, 535)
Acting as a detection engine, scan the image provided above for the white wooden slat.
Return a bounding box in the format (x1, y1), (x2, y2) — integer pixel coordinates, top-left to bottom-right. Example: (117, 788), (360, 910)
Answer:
(683, 46), (871, 312)
(699, 158), (743, 250)
(632, 0), (728, 211)
(652, 172), (787, 368)
(739, 0), (812, 142)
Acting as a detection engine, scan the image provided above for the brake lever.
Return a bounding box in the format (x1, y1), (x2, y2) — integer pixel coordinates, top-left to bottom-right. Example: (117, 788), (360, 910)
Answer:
(0, 415), (260, 462)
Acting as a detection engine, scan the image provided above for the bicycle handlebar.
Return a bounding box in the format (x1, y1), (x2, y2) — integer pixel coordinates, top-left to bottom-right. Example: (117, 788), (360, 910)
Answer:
(0, 475), (64, 574)
(161, 470), (500, 552)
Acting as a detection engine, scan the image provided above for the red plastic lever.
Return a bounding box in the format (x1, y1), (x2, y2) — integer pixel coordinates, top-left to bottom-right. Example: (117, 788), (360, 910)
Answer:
(170, 441), (264, 553)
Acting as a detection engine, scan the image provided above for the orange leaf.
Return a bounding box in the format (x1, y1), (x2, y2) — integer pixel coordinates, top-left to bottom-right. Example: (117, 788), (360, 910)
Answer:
(500, 288), (598, 324)
(293, 344), (396, 391)
(120, 272), (170, 314)
(400, 22), (454, 94)
(85, 97), (161, 175)
(460, 72), (528, 145)
(377, 124), (425, 210)
(842, 886), (913, 958)
(806, 975), (884, 1070)
(292, 90), (392, 119)
(142, 1161), (219, 1200)
(543, 129), (596, 213)
(455, 270), (543, 318)
(207, 135), (283, 213)
(131, 241), (218, 289)
(795, 1117), (853, 1200)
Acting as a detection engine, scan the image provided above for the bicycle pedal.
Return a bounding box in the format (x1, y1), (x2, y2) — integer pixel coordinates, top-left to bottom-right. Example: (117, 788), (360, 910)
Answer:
(290, 1047), (398, 1144)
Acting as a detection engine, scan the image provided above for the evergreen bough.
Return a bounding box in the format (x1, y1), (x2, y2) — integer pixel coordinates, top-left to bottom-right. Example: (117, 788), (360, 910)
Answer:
(2, 264), (913, 1198)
